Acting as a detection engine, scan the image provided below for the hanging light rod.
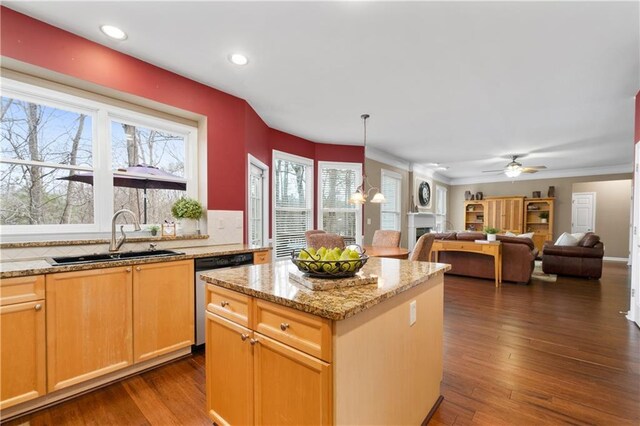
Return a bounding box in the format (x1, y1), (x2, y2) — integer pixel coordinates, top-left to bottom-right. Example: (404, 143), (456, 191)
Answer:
(350, 114), (386, 205)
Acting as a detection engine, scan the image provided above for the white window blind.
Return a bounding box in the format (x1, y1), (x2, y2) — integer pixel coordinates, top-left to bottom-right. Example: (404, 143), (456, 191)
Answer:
(380, 170), (401, 231)
(273, 151), (313, 258)
(435, 185), (448, 232)
(318, 162), (361, 245)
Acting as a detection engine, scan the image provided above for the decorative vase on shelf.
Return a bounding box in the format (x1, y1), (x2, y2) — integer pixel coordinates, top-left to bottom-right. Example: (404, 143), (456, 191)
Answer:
(487, 234), (497, 242)
(548, 186), (555, 198)
(541, 218), (548, 224)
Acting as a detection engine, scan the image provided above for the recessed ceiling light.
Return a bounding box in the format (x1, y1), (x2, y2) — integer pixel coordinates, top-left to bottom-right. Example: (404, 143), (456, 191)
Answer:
(100, 25), (127, 40)
(229, 53), (249, 66)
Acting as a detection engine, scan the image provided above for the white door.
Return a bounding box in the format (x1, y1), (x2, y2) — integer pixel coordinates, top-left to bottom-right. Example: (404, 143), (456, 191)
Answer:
(572, 192), (596, 233)
(629, 144), (640, 327)
(248, 157), (268, 246)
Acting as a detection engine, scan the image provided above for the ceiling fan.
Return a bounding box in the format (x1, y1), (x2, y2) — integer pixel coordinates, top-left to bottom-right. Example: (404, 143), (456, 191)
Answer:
(482, 155), (547, 178)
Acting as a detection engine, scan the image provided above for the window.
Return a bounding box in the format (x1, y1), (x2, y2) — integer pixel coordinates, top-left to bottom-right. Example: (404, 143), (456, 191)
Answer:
(435, 185), (448, 232)
(273, 151), (313, 259)
(380, 170), (402, 231)
(0, 78), (197, 235)
(247, 155), (268, 247)
(318, 162), (362, 245)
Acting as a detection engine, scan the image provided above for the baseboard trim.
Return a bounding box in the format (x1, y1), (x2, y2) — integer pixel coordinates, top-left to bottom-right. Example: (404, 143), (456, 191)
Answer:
(603, 256), (629, 262)
(422, 395), (444, 425)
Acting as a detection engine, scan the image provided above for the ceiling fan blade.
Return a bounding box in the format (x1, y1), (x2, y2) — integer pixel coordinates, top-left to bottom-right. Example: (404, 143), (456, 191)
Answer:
(482, 169), (505, 173)
(525, 165), (547, 170)
(521, 168), (539, 173)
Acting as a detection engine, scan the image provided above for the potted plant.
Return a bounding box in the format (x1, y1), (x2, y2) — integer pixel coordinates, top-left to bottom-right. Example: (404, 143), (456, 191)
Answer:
(171, 197), (203, 235)
(484, 227), (499, 242)
(539, 211), (549, 223)
(148, 225), (160, 236)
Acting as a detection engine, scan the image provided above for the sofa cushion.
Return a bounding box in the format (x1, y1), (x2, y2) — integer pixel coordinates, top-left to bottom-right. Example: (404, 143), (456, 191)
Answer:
(578, 233), (601, 248)
(432, 232), (457, 240)
(496, 235), (535, 250)
(456, 231), (485, 241)
(555, 232), (579, 246)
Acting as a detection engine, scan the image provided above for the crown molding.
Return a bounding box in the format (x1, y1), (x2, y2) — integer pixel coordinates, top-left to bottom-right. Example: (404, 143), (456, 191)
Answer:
(447, 163), (633, 186)
(365, 147), (411, 171)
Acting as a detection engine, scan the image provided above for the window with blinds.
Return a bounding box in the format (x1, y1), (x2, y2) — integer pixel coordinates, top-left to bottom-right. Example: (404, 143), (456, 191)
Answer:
(273, 151), (314, 258)
(380, 170), (402, 231)
(435, 185), (448, 232)
(318, 162), (362, 245)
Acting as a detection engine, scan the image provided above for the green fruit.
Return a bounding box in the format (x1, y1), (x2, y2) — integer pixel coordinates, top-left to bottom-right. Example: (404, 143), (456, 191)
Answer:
(307, 247), (317, 257)
(348, 251), (360, 260)
(299, 250), (309, 260)
(317, 247), (327, 258)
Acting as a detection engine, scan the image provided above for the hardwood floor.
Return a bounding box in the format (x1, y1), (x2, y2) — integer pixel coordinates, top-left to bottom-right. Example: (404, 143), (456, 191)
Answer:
(4, 262), (638, 425)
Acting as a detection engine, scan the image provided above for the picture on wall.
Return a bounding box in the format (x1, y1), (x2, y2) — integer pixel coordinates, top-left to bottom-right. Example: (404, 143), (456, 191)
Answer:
(415, 177), (433, 211)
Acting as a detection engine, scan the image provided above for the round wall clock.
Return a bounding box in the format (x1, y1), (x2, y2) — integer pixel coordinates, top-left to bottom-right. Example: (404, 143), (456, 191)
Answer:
(418, 181), (431, 206)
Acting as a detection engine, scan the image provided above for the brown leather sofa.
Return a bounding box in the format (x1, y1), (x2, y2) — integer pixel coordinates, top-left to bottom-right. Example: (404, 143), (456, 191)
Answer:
(432, 232), (538, 284)
(541, 233), (604, 279)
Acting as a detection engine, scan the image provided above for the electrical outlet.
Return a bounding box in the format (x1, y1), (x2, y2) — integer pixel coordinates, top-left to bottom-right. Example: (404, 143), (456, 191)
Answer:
(409, 300), (417, 326)
(367, 218), (371, 225)
(218, 219), (224, 229)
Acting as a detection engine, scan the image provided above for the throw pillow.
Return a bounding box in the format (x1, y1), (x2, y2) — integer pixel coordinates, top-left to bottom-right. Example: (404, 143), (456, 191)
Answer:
(517, 232), (534, 239)
(571, 232), (586, 242)
(504, 231), (516, 237)
(555, 232), (579, 246)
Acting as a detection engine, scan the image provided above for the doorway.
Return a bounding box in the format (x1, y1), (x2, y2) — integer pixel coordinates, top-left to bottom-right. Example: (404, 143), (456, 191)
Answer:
(248, 155), (268, 247)
(630, 144), (640, 327)
(571, 192), (596, 233)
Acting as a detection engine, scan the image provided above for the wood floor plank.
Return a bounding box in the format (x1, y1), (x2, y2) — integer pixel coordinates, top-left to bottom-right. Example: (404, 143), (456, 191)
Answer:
(4, 262), (638, 425)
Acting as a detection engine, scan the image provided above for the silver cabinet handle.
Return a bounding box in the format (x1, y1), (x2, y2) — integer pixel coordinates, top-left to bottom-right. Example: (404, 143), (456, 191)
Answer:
(280, 322), (289, 331)
(126, 268), (132, 273)
(34, 303), (42, 311)
(136, 266), (141, 271)
(220, 301), (229, 308)
(240, 333), (249, 342)
(250, 338), (259, 346)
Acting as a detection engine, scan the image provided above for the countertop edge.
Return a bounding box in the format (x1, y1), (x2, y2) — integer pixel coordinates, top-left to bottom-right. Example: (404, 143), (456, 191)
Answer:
(0, 246), (271, 279)
(204, 265), (450, 321)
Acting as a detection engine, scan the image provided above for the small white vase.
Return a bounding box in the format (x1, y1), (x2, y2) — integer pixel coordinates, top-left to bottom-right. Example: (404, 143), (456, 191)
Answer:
(541, 218), (548, 223)
(179, 219), (198, 235)
(487, 233), (497, 242)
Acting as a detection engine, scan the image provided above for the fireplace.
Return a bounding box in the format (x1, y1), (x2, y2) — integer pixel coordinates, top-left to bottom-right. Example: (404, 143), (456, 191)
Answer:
(407, 213), (436, 251)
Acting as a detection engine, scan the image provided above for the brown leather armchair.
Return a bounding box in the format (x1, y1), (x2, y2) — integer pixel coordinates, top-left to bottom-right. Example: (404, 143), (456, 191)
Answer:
(541, 233), (604, 279)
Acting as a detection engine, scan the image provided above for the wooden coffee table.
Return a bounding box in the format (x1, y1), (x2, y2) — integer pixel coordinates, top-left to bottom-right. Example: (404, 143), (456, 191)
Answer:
(431, 240), (502, 287)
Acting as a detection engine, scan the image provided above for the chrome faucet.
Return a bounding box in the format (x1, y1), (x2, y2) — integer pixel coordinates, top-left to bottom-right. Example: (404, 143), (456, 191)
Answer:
(109, 209), (142, 252)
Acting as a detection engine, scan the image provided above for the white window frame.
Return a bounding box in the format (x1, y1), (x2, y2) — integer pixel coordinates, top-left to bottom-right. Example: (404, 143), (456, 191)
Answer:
(247, 154), (269, 247)
(380, 169), (402, 232)
(272, 150), (314, 258)
(435, 185), (448, 232)
(317, 161), (363, 245)
(0, 77), (198, 236)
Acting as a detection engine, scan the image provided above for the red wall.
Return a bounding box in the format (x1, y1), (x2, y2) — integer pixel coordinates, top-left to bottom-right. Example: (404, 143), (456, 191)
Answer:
(1, 7), (364, 241)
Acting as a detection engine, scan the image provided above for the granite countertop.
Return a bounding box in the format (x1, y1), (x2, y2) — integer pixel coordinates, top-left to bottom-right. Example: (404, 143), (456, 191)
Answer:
(0, 234), (208, 249)
(201, 257), (450, 321)
(0, 244), (270, 279)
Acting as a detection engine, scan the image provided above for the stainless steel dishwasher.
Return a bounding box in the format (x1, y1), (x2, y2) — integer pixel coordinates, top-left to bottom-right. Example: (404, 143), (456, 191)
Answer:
(194, 253), (254, 346)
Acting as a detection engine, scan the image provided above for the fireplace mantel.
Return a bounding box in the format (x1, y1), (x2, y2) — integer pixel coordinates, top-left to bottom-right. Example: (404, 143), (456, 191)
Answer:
(407, 212), (436, 251)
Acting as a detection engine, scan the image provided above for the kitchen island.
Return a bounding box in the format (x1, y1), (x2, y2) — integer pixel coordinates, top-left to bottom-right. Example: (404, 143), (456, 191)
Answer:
(201, 257), (450, 425)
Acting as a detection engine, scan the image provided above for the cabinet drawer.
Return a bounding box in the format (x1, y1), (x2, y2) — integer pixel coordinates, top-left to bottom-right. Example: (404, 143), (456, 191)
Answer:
(0, 275), (45, 306)
(253, 251), (270, 264)
(207, 285), (252, 327)
(253, 299), (331, 362)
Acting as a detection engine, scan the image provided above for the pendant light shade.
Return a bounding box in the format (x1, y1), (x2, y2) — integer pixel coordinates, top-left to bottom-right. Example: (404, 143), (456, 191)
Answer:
(350, 114), (385, 204)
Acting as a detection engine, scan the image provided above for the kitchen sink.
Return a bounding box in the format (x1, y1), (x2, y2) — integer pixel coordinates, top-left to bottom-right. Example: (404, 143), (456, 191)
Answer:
(47, 249), (184, 266)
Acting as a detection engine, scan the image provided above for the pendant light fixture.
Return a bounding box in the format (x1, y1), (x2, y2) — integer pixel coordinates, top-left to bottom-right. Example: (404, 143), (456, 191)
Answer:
(350, 114), (386, 204)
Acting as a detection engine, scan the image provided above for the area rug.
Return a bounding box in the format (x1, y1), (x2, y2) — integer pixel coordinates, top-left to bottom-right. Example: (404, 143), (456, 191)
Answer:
(531, 260), (557, 282)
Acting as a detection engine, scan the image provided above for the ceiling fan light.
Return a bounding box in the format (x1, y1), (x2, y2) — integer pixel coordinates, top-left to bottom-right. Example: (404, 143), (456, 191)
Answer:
(505, 168), (522, 178)
(370, 192), (386, 203)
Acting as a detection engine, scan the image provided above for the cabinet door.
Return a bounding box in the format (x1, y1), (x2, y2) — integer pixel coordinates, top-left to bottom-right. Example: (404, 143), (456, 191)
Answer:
(46, 267), (132, 392)
(254, 333), (331, 426)
(0, 300), (46, 409)
(506, 198), (523, 233)
(485, 199), (502, 230)
(206, 312), (253, 426)
(133, 260), (194, 362)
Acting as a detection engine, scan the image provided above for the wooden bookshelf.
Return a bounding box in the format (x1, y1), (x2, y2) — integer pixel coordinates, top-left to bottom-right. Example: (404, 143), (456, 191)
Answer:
(464, 201), (486, 231)
(523, 198), (555, 252)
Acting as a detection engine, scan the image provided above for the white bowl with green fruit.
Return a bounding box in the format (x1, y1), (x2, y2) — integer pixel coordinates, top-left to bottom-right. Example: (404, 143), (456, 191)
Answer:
(291, 245), (369, 278)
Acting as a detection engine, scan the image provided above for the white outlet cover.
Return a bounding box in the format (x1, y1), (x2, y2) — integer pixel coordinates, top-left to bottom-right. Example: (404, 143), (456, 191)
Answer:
(409, 300), (417, 326)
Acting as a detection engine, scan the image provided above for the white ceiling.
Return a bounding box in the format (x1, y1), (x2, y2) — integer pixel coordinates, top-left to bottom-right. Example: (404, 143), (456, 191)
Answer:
(5, 1), (639, 183)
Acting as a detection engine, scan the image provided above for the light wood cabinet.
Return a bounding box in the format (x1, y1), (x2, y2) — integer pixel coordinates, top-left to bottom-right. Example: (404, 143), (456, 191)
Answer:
(46, 267), (133, 392)
(524, 198), (555, 252)
(206, 312), (253, 426)
(485, 196), (525, 233)
(253, 250), (270, 264)
(464, 201), (486, 231)
(133, 260), (194, 362)
(0, 275), (46, 410)
(206, 288), (332, 425)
